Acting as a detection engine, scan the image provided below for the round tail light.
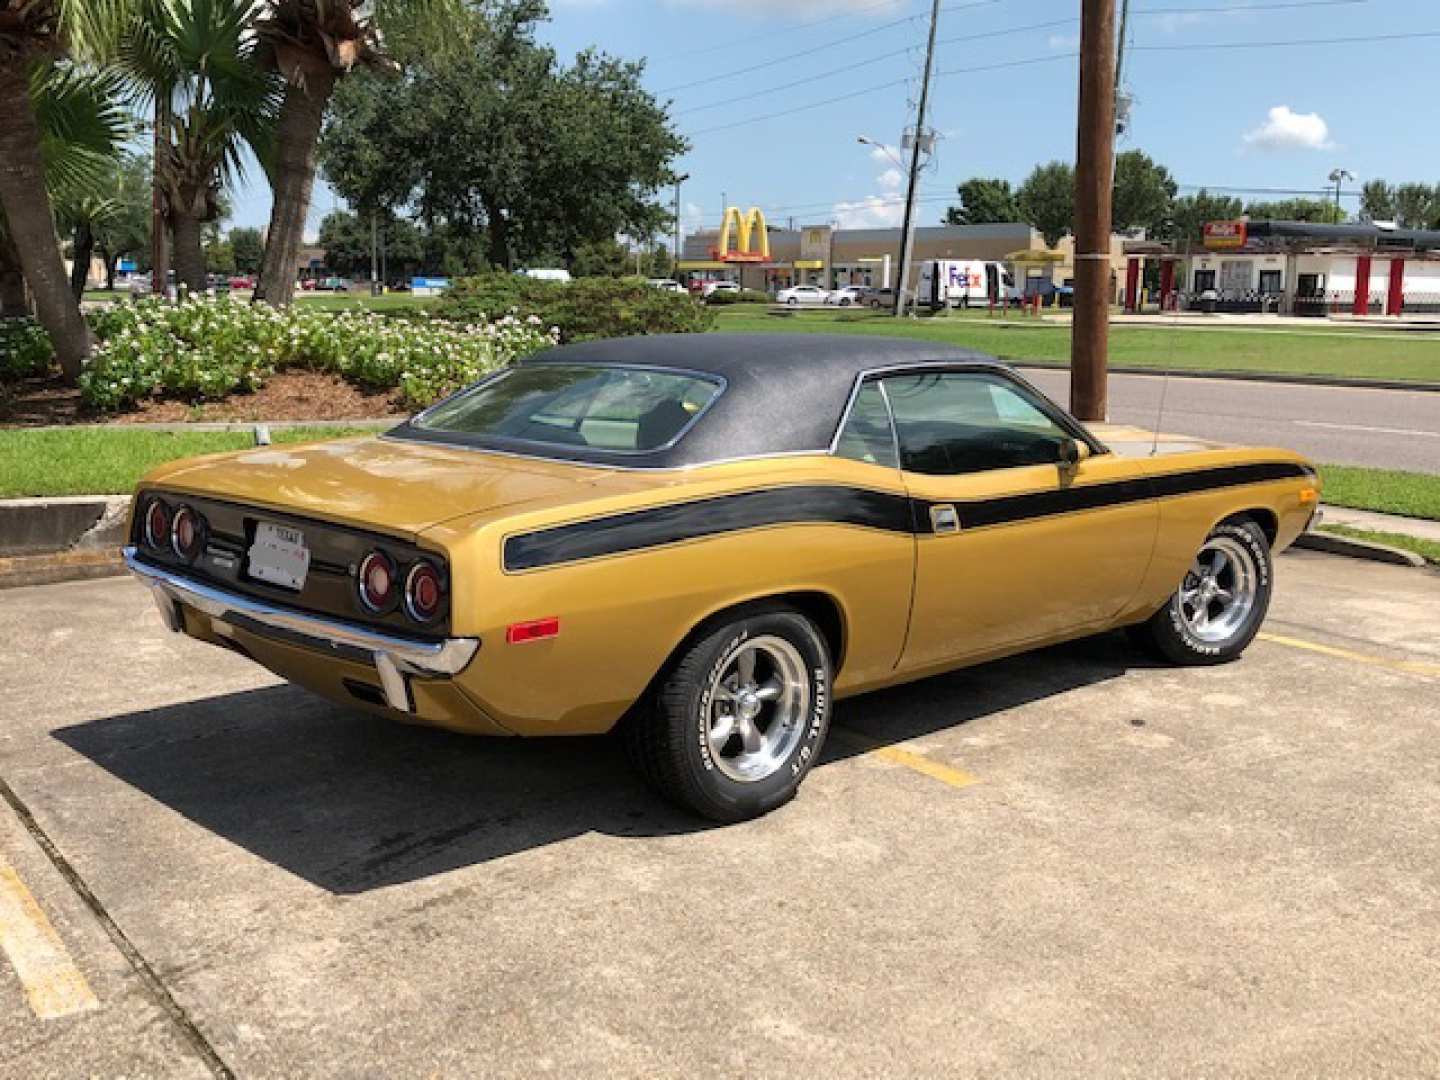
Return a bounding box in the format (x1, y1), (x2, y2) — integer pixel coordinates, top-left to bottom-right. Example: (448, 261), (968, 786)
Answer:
(143, 497), (170, 550)
(170, 505), (206, 562)
(357, 551), (397, 612)
(404, 560), (444, 624)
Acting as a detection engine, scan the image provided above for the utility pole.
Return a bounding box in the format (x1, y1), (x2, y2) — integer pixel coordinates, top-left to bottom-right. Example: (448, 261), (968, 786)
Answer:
(370, 210), (378, 295)
(672, 173), (689, 271)
(1070, 0), (1118, 422)
(894, 0), (942, 317)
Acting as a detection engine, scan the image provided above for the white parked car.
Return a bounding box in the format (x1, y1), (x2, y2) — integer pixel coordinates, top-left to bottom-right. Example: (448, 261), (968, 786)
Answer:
(701, 281), (741, 298)
(776, 284), (830, 306)
(648, 278), (685, 293)
(520, 267), (572, 283)
(825, 287), (864, 307)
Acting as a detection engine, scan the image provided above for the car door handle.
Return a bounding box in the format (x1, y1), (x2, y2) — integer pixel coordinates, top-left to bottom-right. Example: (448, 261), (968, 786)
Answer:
(929, 504), (961, 534)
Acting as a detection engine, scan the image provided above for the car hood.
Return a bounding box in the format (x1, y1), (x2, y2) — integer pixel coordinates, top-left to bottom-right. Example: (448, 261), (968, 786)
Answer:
(141, 433), (608, 537)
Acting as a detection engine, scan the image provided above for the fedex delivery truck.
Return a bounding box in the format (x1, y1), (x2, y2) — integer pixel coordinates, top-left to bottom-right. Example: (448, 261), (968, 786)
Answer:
(917, 259), (1020, 309)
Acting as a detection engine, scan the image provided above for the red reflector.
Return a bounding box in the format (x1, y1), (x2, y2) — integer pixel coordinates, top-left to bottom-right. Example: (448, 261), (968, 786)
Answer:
(506, 617), (560, 644)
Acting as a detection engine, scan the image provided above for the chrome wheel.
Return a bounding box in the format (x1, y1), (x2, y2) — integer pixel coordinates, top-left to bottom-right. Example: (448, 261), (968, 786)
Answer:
(705, 635), (810, 783)
(1179, 535), (1258, 644)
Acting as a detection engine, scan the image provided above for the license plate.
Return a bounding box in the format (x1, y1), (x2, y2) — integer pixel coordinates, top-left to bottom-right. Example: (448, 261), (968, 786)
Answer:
(248, 522), (310, 591)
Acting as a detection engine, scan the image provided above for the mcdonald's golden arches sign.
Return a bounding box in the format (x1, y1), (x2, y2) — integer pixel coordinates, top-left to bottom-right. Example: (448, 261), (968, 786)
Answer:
(714, 206), (770, 262)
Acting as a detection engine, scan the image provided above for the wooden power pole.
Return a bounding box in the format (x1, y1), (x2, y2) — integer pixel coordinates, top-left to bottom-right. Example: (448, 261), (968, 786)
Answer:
(1070, 0), (1118, 421)
(893, 0), (942, 317)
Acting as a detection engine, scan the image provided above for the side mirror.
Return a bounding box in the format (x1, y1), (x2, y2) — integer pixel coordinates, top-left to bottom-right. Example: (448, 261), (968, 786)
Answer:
(1057, 437), (1088, 470)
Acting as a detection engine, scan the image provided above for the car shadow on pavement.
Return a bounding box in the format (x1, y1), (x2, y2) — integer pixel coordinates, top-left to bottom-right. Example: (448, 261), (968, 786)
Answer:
(52, 631), (1150, 895)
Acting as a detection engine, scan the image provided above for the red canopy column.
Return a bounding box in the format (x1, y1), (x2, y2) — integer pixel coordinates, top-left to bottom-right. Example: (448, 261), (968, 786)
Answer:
(1123, 256), (1141, 312)
(1386, 258), (1405, 315)
(1158, 259), (1175, 310)
(1353, 254), (1371, 315)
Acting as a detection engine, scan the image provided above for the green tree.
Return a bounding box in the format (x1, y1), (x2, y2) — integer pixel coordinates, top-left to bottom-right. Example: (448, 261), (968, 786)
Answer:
(317, 208), (370, 276)
(0, 1), (133, 375)
(1359, 179), (1396, 223)
(944, 177), (1020, 226)
(119, 0), (281, 294)
(250, 0), (468, 307)
(1167, 189), (1243, 243)
(1111, 150), (1176, 236)
(1017, 161), (1074, 246)
(228, 225), (263, 273)
(569, 237), (630, 278)
(1393, 182), (1438, 229)
(90, 152), (152, 289)
(1243, 197), (1344, 224)
(320, 4), (685, 272)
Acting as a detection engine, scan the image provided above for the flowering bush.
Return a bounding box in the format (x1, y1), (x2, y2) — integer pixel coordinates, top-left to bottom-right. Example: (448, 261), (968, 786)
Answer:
(78, 296), (556, 411)
(0, 318), (53, 381)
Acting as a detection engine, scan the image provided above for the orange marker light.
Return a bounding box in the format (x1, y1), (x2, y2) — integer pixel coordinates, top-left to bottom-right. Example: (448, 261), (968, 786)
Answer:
(506, 617), (561, 644)
(1299, 487), (1319, 505)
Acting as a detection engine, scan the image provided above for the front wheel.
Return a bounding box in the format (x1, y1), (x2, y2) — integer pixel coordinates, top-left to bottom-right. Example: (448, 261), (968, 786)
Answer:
(1131, 519), (1272, 665)
(786, 297), (798, 306)
(625, 607), (832, 822)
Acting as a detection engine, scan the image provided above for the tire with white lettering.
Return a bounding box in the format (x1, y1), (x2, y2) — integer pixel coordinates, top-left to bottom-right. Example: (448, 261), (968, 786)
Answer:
(626, 607), (832, 822)
(1133, 519), (1272, 665)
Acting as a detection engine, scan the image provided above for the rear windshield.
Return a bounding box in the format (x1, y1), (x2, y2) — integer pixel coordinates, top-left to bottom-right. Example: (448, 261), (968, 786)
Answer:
(413, 364), (723, 453)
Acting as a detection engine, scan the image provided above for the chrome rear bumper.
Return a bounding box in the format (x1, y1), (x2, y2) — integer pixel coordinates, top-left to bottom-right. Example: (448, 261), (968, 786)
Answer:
(123, 546), (478, 712)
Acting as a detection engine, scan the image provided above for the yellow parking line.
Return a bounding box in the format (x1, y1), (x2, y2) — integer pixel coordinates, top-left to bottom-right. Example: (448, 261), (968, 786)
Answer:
(0, 859), (98, 1020)
(830, 728), (980, 790)
(1257, 632), (1440, 679)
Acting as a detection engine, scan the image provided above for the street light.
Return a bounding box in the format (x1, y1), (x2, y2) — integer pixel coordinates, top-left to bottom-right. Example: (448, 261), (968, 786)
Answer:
(1328, 168), (1354, 218)
(672, 172), (690, 275)
(857, 134), (904, 172)
(857, 136), (908, 299)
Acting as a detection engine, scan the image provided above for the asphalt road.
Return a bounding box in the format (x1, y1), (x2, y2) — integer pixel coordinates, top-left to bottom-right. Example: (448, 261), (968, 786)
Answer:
(1020, 368), (1440, 473)
(3, 555), (1439, 1076)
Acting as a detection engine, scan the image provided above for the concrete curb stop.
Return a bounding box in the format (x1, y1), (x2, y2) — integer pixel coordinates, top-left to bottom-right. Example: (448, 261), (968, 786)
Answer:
(1292, 530), (1427, 568)
(0, 496), (131, 589)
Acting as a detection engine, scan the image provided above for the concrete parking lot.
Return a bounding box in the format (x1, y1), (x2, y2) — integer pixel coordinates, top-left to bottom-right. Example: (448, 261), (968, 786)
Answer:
(1, 550), (1438, 1078)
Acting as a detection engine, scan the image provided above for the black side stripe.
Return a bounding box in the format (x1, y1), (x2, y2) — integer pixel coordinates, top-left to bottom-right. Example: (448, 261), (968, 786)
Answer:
(502, 462), (1309, 571)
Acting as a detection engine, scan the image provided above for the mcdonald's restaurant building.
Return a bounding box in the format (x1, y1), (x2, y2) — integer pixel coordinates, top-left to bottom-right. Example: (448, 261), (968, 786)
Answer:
(678, 209), (1125, 294)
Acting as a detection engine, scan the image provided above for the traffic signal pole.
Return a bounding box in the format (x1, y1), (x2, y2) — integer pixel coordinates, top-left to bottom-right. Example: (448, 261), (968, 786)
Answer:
(1070, 0), (1118, 421)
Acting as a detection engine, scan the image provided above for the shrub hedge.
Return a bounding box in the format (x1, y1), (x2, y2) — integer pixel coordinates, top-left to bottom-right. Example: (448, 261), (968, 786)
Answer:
(434, 273), (715, 341)
(78, 296), (556, 411)
(704, 289), (771, 306)
(0, 318), (53, 381)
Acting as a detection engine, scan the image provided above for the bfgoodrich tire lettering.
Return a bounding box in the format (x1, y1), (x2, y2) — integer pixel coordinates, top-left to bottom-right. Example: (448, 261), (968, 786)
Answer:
(626, 607), (832, 822)
(1134, 519), (1273, 666)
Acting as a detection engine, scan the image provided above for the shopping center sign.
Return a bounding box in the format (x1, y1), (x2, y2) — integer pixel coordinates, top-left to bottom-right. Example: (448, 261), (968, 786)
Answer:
(715, 206), (770, 262)
(1203, 220), (1248, 250)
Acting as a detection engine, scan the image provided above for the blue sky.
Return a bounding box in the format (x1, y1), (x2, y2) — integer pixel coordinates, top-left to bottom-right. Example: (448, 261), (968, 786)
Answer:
(229, 0), (1439, 239)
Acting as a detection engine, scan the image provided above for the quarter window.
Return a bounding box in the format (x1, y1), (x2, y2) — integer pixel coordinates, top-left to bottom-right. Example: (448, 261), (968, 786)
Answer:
(833, 381), (898, 468)
(879, 372), (1075, 476)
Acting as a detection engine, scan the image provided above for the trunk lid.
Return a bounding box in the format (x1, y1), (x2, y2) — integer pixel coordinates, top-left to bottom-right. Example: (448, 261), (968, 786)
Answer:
(148, 434), (605, 537)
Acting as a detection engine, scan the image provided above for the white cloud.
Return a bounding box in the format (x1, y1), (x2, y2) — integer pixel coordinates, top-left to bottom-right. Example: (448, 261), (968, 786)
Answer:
(1047, 32), (1079, 51)
(683, 200), (706, 234)
(665, 0), (901, 11)
(877, 167), (903, 191)
(1241, 105), (1334, 151)
(868, 144), (900, 166)
(833, 195), (904, 229)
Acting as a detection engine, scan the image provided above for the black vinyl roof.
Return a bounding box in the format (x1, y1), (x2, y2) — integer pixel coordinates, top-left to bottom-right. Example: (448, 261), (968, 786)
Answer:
(395, 333), (1008, 468)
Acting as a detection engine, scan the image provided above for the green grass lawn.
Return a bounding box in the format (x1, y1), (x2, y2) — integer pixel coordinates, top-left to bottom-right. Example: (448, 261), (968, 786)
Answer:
(297, 292), (440, 313)
(1319, 523), (1440, 564)
(0, 426), (377, 498)
(1318, 465), (1440, 521)
(711, 308), (1440, 383)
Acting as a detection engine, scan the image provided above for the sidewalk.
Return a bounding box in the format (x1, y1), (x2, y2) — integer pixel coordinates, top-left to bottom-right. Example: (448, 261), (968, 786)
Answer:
(1320, 505), (1440, 544)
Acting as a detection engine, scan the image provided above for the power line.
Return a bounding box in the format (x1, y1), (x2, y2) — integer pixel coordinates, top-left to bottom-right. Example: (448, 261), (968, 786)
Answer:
(656, 0), (1002, 95)
(1134, 0), (1365, 13)
(650, 0), (916, 67)
(686, 76), (913, 137)
(1132, 29), (1440, 51)
(676, 17), (1078, 117)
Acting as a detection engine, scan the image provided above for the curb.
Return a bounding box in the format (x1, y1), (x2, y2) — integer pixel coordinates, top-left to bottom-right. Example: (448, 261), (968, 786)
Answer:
(1292, 530), (1427, 567)
(1011, 361), (1440, 394)
(0, 495), (130, 557)
(0, 549), (125, 590)
(16, 418), (401, 434)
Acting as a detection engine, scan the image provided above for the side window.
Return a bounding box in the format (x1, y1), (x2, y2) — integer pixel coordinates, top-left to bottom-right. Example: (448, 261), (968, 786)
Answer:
(880, 372), (1074, 476)
(833, 381), (899, 469)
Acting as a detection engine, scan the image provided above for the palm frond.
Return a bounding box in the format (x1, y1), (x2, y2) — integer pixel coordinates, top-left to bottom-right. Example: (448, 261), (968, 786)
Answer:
(30, 62), (132, 194)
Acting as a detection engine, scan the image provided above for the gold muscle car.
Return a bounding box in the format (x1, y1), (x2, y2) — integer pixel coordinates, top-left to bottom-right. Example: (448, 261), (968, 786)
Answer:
(125, 334), (1320, 821)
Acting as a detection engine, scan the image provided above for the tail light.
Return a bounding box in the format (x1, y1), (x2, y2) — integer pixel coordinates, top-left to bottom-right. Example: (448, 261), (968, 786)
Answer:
(403, 560), (444, 624)
(357, 550), (398, 612)
(170, 505), (206, 562)
(142, 497), (170, 551)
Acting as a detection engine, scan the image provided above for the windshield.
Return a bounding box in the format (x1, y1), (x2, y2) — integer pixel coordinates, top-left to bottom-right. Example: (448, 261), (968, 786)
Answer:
(413, 364), (723, 454)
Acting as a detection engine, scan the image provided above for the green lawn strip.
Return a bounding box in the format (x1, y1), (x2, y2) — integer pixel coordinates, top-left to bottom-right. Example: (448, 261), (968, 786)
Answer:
(296, 293), (440, 313)
(1318, 465), (1440, 521)
(1318, 524), (1440, 564)
(710, 309), (1440, 383)
(0, 426), (375, 498)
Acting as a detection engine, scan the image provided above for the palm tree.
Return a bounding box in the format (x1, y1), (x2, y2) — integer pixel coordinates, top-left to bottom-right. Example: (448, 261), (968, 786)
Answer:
(0, 0), (132, 377)
(251, 0), (464, 306)
(121, 0), (279, 294)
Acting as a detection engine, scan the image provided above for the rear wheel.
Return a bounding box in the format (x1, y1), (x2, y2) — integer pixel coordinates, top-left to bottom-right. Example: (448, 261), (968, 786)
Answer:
(625, 607), (832, 822)
(1131, 519), (1272, 665)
